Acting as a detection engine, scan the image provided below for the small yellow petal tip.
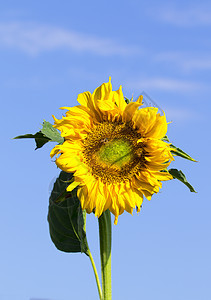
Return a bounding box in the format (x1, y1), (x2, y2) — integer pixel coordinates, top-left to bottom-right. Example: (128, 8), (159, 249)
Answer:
(114, 216), (118, 225)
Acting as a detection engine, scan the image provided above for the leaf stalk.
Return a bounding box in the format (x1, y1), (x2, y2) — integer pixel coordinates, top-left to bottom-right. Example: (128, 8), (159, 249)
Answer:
(87, 249), (103, 300)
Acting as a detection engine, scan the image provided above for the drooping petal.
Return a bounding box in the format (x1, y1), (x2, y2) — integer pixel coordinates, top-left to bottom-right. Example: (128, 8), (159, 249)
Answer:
(133, 107), (158, 135)
(151, 170), (173, 181)
(66, 181), (80, 192)
(122, 96), (143, 123)
(145, 113), (168, 139)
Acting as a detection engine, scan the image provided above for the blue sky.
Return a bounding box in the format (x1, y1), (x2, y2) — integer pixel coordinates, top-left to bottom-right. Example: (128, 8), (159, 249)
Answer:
(1, 0), (211, 299)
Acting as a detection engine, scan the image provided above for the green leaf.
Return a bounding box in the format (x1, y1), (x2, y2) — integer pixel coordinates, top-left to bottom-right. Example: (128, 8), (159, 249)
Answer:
(14, 121), (64, 150)
(162, 135), (196, 162)
(14, 132), (50, 149)
(170, 145), (196, 162)
(48, 171), (89, 255)
(41, 121), (64, 144)
(168, 168), (196, 193)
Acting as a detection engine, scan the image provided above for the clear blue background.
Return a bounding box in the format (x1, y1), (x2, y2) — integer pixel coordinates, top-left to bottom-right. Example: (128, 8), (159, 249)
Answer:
(1, 1), (210, 299)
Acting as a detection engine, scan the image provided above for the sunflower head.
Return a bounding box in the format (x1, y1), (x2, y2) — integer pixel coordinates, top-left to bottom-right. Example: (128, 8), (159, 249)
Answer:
(50, 78), (174, 224)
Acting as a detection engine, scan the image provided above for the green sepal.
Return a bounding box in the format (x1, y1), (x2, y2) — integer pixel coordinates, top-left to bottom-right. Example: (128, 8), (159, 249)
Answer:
(124, 97), (131, 104)
(170, 145), (196, 162)
(48, 171), (89, 255)
(168, 168), (196, 193)
(41, 121), (64, 145)
(162, 135), (196, 162)
(162, 135), (170, 142)
(14, 121), (64, 150)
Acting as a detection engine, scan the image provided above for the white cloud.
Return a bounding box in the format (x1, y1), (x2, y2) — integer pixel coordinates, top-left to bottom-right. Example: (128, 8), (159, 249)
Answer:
(156, 52), (211, 71)
(153, 6), (211, 26)
(127, 77), (201, 92)
(164, 107), (199, 122)
(183, 59), (211, 71)
(0, 22), (138, 56)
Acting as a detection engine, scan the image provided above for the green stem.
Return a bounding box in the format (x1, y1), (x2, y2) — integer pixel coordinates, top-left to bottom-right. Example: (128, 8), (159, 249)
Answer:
(87, 249), (103, 300)
(98, 210), (112, 300)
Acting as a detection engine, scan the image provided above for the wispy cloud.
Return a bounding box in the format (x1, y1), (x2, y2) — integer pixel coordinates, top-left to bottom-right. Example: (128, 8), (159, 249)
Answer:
(164, 106), (199, 122)
(127, 77), (201, 92)
(30, 298), (54, 300)
(155, 52), (211, 71)
(0, 22), (138, 56)
(153, 6), (211, 26)
(30, 298), (53, 300)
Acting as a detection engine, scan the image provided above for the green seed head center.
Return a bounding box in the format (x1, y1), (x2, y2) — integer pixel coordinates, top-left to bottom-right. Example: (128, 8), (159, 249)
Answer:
(97, 139), (133, 168)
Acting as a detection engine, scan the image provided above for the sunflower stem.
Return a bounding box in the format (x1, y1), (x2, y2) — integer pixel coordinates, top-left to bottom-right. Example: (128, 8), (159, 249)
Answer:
(98, 210), (112, 300)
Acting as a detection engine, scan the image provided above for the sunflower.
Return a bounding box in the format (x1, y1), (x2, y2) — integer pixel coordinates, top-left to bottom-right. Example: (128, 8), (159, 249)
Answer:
(50, 78), (174, 224)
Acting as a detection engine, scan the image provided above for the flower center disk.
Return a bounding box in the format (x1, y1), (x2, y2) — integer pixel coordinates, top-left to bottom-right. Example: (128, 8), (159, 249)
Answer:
(82, 122), (146, 184)
(97, 139), (133, 168)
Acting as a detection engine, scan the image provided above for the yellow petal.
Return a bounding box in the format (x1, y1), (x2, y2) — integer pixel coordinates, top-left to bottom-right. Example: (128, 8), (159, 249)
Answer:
(96, 99), (117, 112)
(145, 113), (167, 139)
(92, 78), (112, 102)
(77, 185), (88, 211)
(133, 107), (158, 135)
(74, 164), (89, 177)
(66, 180), (80, 192)
(77, 91), (93, 109)
(50, 145), (61, 158)
(113, 85), (127, 112)
(151, 171), (173, 181)
(122, 100), (142, 122)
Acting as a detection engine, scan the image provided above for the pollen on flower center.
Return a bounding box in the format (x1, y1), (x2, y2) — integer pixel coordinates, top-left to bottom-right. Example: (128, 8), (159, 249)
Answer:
(82, 121), (146, 183)
(97, 139), (133, 168)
